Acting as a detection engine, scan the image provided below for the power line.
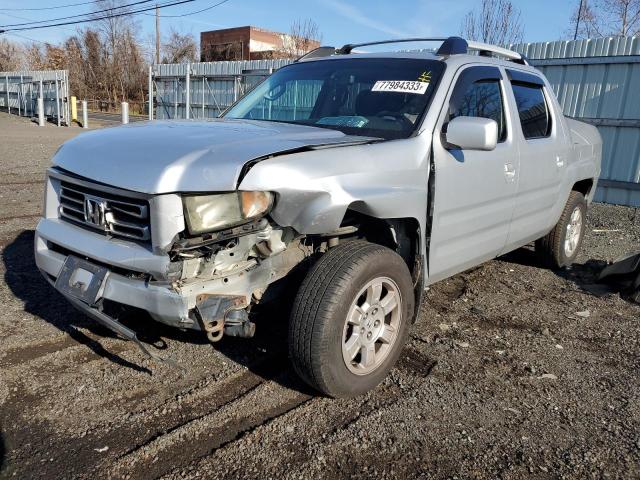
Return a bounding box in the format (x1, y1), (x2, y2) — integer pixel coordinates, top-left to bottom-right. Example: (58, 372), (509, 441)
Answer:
(0, 0), (199, 33)
(0, 1), (109, 12)
(0, 10), (81, 34)
(141, 0), (230, 18)
(0, 0), (155, 28)
(5, 32), (51, 44)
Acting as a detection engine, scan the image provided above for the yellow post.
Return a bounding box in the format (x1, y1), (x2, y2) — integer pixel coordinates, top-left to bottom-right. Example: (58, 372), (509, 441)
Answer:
(70, 96), (77, 122)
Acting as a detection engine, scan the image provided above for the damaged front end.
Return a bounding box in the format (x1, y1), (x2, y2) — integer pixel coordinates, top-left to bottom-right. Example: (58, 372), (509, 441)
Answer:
(170, 217), (310, 343)
(34, 169), (313, 365)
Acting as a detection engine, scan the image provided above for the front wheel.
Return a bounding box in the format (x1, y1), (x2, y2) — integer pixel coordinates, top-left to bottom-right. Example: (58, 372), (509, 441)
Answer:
(288, 240), (415, 398)
(536, 191), (587, 268)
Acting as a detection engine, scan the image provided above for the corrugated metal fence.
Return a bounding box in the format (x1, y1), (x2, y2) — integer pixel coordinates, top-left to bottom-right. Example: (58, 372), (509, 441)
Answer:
(150, 59), (292, 120)
(513, 37), (640, 206)
(0, 70), (70, 126)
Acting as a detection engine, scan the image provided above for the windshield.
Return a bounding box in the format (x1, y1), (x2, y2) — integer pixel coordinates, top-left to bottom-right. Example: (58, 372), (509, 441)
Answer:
(224, 58), (444, 140)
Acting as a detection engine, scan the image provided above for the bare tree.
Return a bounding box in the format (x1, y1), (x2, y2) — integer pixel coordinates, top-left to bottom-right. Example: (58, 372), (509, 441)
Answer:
(461, 0), (524, 46)
(286, 18), (322, 56)
(265, 18), (322, 58)
(597, 0), (640, 36)
(567, 0), (640, 38)
(0, 39), (24, 71)
(162, 29), (198, 64)
(569, 0), (602, 39)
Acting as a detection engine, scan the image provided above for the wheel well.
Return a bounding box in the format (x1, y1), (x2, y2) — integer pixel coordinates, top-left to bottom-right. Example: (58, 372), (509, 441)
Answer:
(572, 178), (594, 197)
(339, 210), (421, 278)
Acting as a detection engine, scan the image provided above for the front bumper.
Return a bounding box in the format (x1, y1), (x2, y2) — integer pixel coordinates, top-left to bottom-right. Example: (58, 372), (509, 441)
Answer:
(35, 219), (196, 329)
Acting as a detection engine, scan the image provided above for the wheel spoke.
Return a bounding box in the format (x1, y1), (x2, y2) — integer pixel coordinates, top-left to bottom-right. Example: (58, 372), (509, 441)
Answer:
(378, 324), (396, 344)
(344, 334), (361, 360)
(348, 306), (365, 326)
(366, 281), (383, 305)
(360, 343), (376, 368)
(379, 291), (398, 315)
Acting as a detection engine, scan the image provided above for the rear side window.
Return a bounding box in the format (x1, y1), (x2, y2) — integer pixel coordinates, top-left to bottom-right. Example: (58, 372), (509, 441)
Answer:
(511, 83), (551, 139)
(450, 79), (507, 142)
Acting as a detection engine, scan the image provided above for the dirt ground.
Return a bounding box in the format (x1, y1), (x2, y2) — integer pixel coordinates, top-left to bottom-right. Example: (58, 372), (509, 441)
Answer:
(0, 112), (639, 479)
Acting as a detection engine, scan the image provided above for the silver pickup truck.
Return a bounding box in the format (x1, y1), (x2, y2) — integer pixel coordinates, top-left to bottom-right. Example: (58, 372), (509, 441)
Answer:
(35, 37), (601, 397)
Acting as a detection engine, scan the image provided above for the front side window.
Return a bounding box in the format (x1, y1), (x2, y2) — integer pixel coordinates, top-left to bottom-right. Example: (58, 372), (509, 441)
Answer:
(511, 83), (551, 139)
(450, 79), (507, 142)
(224, 58), (445, 140)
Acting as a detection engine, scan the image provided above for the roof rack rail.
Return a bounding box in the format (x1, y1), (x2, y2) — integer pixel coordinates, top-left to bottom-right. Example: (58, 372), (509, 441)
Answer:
(337, 37), (468, 55)
(299, 37), (529, 65)
(296, 46), (337, 62)
(467, 40), (528, 64)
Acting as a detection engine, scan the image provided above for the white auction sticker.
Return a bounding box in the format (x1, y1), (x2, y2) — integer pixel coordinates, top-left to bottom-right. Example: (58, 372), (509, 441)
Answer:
(371, 80), (429, 94)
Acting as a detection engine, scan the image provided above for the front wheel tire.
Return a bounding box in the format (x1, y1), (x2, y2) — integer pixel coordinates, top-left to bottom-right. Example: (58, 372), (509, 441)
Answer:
(288, 240), (415, 398)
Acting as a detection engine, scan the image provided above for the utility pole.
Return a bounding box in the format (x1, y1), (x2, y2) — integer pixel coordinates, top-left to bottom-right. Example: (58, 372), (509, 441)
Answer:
(574, 0), (585, 40)
(155, 4), (160, 64)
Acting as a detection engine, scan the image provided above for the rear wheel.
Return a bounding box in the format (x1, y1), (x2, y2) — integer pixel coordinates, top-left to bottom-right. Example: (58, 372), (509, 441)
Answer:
(536, 191), (587, 268)
(288, 240), (414, 398)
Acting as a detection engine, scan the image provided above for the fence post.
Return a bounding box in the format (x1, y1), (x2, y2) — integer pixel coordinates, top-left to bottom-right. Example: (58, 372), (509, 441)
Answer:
(174, 78), (178, 119)
(82, 100), (88, 129)
(18, 75), (22, 116)
(54, 75), (61, 127)
(70, 96), (77, 123)
(37, 97), (45, 127)
(185, 63), (190, 119)
(121, 102), (129, 124)
(202, 76), (206, 118)
(5, 75), (10, 115)
(148, 65), (154, 121)
(38, 80), (44, 125)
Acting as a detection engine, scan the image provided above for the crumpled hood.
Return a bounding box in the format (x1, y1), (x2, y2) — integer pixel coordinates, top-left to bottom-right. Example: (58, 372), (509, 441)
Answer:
(53, 119), (376, 194)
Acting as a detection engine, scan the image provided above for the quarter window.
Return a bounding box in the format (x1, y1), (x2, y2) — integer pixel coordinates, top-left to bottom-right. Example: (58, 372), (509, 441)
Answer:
(450, 79), (507, 142)
(511, 83), (551, 139)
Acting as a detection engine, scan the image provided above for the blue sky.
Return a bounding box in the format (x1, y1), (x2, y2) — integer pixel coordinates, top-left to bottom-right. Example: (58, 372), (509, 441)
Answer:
(0, 0), (578, 47)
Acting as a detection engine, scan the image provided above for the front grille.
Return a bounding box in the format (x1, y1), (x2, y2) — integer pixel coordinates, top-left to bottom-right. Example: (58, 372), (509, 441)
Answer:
(58, 181), (151, 242)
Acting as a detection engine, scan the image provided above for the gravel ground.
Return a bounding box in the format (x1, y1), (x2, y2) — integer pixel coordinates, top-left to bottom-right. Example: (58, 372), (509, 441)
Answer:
(0, 112), (639, 479)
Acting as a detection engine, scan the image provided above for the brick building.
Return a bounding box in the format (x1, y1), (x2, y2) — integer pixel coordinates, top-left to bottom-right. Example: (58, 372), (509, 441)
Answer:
(200, 26), (319, 61)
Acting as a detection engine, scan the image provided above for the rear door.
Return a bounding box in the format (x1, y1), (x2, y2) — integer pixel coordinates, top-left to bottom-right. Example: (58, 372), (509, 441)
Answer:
(428, 65), (519, 284)
(502, 70), (569, 252)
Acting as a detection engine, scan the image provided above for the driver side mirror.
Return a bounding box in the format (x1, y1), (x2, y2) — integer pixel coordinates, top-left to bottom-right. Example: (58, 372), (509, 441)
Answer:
(444, 116), (498, 151)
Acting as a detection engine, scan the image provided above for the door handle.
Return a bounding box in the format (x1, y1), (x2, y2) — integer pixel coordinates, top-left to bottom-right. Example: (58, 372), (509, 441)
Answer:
(504, 163), (516, 182)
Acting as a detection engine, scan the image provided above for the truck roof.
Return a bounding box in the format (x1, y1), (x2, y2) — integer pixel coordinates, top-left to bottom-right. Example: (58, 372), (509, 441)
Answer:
(297, 36), (538, 74)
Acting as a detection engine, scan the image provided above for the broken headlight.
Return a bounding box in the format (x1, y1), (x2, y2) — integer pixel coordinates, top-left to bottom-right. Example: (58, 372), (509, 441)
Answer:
(183, 191), (274, 234)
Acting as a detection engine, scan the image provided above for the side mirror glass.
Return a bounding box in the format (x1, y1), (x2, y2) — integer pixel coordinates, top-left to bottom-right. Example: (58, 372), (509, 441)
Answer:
(445, 116), (498, 151)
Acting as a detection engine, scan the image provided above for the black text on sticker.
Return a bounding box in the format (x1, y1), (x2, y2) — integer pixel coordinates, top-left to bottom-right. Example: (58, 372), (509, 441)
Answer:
(371, 80), (429, 94)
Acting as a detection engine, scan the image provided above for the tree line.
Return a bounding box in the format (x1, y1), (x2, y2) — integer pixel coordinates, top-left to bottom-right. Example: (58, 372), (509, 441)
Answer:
(0, 0), (202, 106)
(461, 0), (640, 45)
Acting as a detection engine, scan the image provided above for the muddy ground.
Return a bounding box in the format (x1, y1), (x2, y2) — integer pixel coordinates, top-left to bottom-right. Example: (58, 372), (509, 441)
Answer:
(0, 112), (639, 479)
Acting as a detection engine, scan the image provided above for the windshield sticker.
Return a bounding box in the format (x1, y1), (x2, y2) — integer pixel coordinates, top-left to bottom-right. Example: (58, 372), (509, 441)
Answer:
(417, 71), (432, 82)
(371, 80), (429, 94)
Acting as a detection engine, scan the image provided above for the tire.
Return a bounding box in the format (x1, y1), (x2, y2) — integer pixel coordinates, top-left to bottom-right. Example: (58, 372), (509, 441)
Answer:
(289, 240), (415, 398)
(535, 191), (587, 269)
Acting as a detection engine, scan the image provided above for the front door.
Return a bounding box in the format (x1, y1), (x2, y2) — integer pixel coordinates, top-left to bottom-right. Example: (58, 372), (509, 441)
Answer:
(427, 65), (519, 284)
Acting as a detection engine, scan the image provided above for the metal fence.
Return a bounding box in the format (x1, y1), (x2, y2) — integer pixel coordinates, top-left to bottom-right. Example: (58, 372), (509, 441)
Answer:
(513, 37), (640, 206)
(0, 70), (70, 126)
(149, 59), (292, 120)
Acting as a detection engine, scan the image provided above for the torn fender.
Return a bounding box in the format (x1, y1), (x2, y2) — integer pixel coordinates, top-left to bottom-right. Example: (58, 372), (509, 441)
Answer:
(238, 133), (433, 236)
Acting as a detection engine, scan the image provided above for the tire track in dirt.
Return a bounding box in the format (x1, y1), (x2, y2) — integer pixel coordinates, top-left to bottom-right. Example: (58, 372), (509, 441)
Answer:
(165, 351), (438, 480)
(2, 352), (292, 479)
(0, 335), (80, 368)
(110, 368), (312, 480)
